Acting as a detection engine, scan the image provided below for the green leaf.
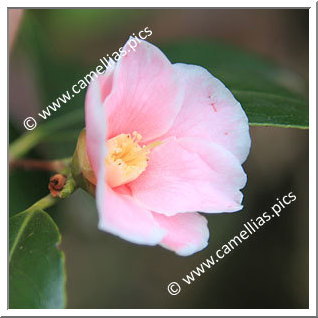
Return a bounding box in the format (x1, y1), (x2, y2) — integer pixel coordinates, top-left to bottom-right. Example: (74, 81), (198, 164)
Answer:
(162, 41), (308, 129)
(9, 209), (66, 308)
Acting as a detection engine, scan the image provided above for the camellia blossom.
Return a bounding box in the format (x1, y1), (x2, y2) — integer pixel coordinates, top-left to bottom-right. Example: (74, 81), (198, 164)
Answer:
(80, 38), (251, 256)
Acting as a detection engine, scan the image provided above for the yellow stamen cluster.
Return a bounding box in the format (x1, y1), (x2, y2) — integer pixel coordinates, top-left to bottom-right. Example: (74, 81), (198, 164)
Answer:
(105, 132), (161, 187)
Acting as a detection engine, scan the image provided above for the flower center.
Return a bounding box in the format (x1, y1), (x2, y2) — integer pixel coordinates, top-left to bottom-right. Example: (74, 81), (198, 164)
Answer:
(105, 132), (161, 188)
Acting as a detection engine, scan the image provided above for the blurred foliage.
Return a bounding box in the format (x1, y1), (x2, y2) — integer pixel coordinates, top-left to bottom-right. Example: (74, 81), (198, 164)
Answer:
(9, 123), (49, 217)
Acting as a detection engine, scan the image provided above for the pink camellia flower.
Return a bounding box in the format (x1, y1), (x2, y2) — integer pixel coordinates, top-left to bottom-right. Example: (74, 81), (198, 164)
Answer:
(81, 39), (251, 256)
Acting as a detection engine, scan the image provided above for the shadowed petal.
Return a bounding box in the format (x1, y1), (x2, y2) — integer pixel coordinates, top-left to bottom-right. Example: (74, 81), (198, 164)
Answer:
(129, 138), (244, 216)
(96, 183), (166, 245)
(105, 39), (183, 142)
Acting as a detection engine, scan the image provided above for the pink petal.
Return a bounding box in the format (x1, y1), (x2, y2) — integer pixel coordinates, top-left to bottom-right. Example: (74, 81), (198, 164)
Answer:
(105, 38), (183, 142)
(153, 212), (209, 256)
(96, 182), (166, 245)
(85, 79), (107, 176)
(86, 79), (166, 246)
(179, 137), (247, 190)
(99, 67), (115, 102)
(162, 63), (251, 163)
(129, 138), (244, 216)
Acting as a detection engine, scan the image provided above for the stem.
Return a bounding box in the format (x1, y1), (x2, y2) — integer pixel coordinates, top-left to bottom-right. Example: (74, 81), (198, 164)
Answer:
(9, 129), (46, 162)
(9, 108), (84, 161)
(24, 193), (59, 213)
(10, 158), (71, 172)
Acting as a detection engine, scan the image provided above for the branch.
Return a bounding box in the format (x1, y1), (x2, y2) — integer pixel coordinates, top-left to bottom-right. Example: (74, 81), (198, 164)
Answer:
(9, 159), (67, 172)
(23, 193), (60, 213)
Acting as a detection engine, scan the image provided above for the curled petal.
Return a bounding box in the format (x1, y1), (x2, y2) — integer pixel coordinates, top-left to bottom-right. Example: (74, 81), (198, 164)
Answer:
(153, 212), (209, 256)
(85, 79), (107, 177)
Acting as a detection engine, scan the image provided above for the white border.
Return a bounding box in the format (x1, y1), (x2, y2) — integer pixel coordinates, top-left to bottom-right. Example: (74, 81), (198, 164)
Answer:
(4, 1), (316, 316)
(2, 1), (317, 8)
(308, 0), (316, 315)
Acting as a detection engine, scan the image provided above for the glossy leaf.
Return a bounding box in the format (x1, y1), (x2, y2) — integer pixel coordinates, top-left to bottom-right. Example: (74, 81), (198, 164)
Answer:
(9, 209), (65, 308)
(162, 41), (308, 129)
